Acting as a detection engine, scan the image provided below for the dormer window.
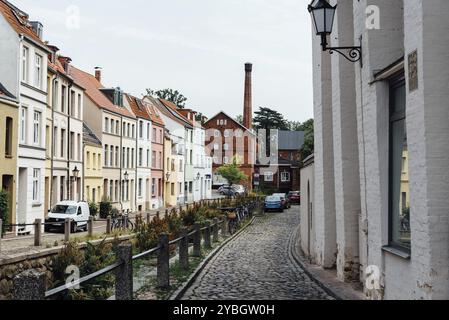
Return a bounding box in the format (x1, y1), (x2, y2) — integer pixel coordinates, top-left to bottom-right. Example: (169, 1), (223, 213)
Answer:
(30, 21), (43, 39)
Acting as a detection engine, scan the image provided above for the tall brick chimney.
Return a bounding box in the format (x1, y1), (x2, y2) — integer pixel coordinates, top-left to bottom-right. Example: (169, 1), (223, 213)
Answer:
(95, 67), (102, 83)
(243, 62), (253, 129)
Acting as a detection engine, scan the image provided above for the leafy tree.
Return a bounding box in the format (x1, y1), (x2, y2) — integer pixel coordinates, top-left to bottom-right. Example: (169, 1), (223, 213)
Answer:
(235, 114), (244, 125)
(253, 107), (289, 130)
(216, 157), (248, 186)
(145, 88), (187, 108)
(290, 119), (314, 158)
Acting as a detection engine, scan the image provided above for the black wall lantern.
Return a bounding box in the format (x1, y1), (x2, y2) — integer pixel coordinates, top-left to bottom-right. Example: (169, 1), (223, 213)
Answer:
(308, 0), (362, 66)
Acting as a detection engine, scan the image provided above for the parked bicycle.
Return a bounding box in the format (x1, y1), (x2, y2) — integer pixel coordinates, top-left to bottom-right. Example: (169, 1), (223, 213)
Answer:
(111, 210), (135, 231)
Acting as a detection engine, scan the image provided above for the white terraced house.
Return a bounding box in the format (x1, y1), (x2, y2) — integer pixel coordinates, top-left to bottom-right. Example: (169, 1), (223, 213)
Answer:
(0, 1), (50, 234)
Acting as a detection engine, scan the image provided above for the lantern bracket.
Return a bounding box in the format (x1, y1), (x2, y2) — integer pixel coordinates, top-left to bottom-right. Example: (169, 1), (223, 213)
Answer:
(320, 34), (363, 67)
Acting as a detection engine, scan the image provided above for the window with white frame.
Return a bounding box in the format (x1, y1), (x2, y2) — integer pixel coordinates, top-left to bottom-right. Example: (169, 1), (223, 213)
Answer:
(214, 143), (219, 150)
(33, 111), (41, 145)
(223, 143), (229, 151)
(214, 130), (220, 137)
(139, 121), (143, 138)
(281, 172), (291, 182)
(22, 46), (29, 82)
(20, 107), (27, 143)
(223, 156), (229, 164)
(34, 54), (43, 88)
(32, 169), (40, 201)
(264, 172), (274, 182)
(138, 178), (143, 197)
(224, 130), (230, 138)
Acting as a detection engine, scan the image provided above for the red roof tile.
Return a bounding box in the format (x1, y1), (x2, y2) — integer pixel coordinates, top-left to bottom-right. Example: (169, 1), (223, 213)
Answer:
(69, 66), (135, 119)
(125, 94), (151, 120)
(0, 1), (48, 49)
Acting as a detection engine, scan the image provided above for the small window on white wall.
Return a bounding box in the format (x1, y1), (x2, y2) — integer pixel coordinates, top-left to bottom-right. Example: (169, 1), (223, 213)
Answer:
(32, 169), (40, 201)
(281, 172), (290, 182)
(264, 172), (274, 182)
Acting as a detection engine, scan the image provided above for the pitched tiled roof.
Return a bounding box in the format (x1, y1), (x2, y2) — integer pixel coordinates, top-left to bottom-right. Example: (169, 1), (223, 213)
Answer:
(83, 122), (102, 147)
(204, 111), (256, 135)
(0, 81), (15, 99)
(278, 131), (305, 150)
(0, 0), (49, 50)
(146, 103), (165, 127)
(69, 66), (135, 119)
(158, 99), (193, 127)
(125, 94), (150, 120)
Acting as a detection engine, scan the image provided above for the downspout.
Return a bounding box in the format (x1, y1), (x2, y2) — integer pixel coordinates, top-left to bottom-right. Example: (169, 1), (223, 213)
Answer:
(67, 82), (73, 200)
(119, 115), (123, 212)
(50, 74), (58, 207)
(135, 118), (138, 212)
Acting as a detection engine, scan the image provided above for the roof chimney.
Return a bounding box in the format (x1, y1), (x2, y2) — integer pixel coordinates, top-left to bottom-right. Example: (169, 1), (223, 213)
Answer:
(58, 56), (72, 73)
(95, 67), (102, 83)
(243, 62), (253, 129)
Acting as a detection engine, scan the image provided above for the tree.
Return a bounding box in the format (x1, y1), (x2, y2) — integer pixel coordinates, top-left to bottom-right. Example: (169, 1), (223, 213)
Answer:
(235, 114), (243, 125)
(293, 119), (314, 158)
(253, 107), (289, 130)
(145, 88), (187, 108)
(216, 157), (248, 186)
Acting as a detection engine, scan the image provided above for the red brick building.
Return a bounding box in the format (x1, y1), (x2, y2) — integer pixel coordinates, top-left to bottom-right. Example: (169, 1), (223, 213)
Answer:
(203, 63), (256, 189)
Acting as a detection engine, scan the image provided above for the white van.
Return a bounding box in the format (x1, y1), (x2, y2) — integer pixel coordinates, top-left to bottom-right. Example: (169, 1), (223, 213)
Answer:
(45, 201), (90, 233)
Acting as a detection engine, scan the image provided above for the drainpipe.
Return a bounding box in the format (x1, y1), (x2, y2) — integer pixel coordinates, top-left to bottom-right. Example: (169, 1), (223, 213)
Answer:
(119, 115), (123, 212)
(135, 119), (138, 213)
(67, 82), (73, 201)
(50, 74), (58, 208)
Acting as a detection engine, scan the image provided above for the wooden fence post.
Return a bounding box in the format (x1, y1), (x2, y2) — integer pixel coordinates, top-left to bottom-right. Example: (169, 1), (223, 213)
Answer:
(213, 218), (219, 242)
(179, 228), (189, 271)
(204, 221), (211, 249)
(115, 243), (133, 300)
(64, 218), (71, 242)
(193, 223), (201, 257)
(157, 233), (170, 288)
(88, 216), (94, 238)
(34, 219), (42, 247)
(106, 216), (112, 234)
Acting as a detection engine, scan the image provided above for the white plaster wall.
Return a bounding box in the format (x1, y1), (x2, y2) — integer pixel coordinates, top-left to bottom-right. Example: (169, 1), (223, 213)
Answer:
(312, 23), (337, 268)
(0, 13), (19, 97)
(329, 0), (362, 282)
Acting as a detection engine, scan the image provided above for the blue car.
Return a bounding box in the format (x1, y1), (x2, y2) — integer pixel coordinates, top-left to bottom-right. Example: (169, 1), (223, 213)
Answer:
(264, 195), (284, 213)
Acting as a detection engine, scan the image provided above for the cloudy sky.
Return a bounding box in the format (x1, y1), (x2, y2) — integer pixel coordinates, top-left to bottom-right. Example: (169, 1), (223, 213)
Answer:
(17, 0), (313, 123)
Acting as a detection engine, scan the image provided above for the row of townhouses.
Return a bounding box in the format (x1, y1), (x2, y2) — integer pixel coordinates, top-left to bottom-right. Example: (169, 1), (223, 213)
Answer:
(0, 0), (212, 235)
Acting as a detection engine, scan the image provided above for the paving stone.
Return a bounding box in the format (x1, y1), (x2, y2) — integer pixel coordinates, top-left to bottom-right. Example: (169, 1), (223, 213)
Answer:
(182, 209), (333, 300)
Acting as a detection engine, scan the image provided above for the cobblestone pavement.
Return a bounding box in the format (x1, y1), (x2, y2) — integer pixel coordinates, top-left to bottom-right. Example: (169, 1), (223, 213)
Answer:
(182, 208), (333, 300)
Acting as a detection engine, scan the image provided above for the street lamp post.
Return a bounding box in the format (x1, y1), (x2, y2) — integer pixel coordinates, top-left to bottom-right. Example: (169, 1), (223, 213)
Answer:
(308, 0), (362, 66)
(71, 166), (80, 201)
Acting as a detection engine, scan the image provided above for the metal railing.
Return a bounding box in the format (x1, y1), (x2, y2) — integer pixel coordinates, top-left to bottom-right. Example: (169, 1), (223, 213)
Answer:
(0, 198), (229, 253)
(5, 197), (263, 300)
(12, 217), (227, 300)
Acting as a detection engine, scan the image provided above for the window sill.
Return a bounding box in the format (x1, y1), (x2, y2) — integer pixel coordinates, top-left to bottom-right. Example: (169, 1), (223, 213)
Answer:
(382, 246), (411, 260)
(32, 202), (42, 208)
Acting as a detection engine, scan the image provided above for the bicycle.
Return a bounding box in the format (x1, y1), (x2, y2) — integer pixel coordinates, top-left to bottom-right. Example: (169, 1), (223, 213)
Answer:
(111, 211), (135, 231)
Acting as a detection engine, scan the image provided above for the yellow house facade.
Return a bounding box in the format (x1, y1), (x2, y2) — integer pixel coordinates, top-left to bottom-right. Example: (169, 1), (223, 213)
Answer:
(83, 123), (103, 204)
(164, 131), (178, 207)
(0, 83), (19, 227)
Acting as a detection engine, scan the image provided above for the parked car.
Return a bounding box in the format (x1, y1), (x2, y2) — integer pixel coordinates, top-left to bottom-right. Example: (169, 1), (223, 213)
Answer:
(273, 193), (291, 209)
(45, 201), (90, 233)
(264, 195), (284, 213)
(288, 191), (301, 205)
(232, 185), (246, 195)
(220, 186), (236, 197)
(218, 185), (230, 194)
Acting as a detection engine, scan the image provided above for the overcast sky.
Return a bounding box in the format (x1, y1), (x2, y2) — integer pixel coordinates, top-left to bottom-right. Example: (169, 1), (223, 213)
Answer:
(17, 0), (313, 123)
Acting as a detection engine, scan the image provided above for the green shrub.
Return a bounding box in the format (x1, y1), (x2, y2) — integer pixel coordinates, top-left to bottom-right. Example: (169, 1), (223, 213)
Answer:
(0, 190), (9, 235)
(88, 202), (99, 217)
(51, 239), (116, 300)
(99, 200), (112, 219)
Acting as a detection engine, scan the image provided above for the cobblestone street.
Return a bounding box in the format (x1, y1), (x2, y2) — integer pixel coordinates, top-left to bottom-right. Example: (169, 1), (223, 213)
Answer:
(182, 208), (333, 300)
